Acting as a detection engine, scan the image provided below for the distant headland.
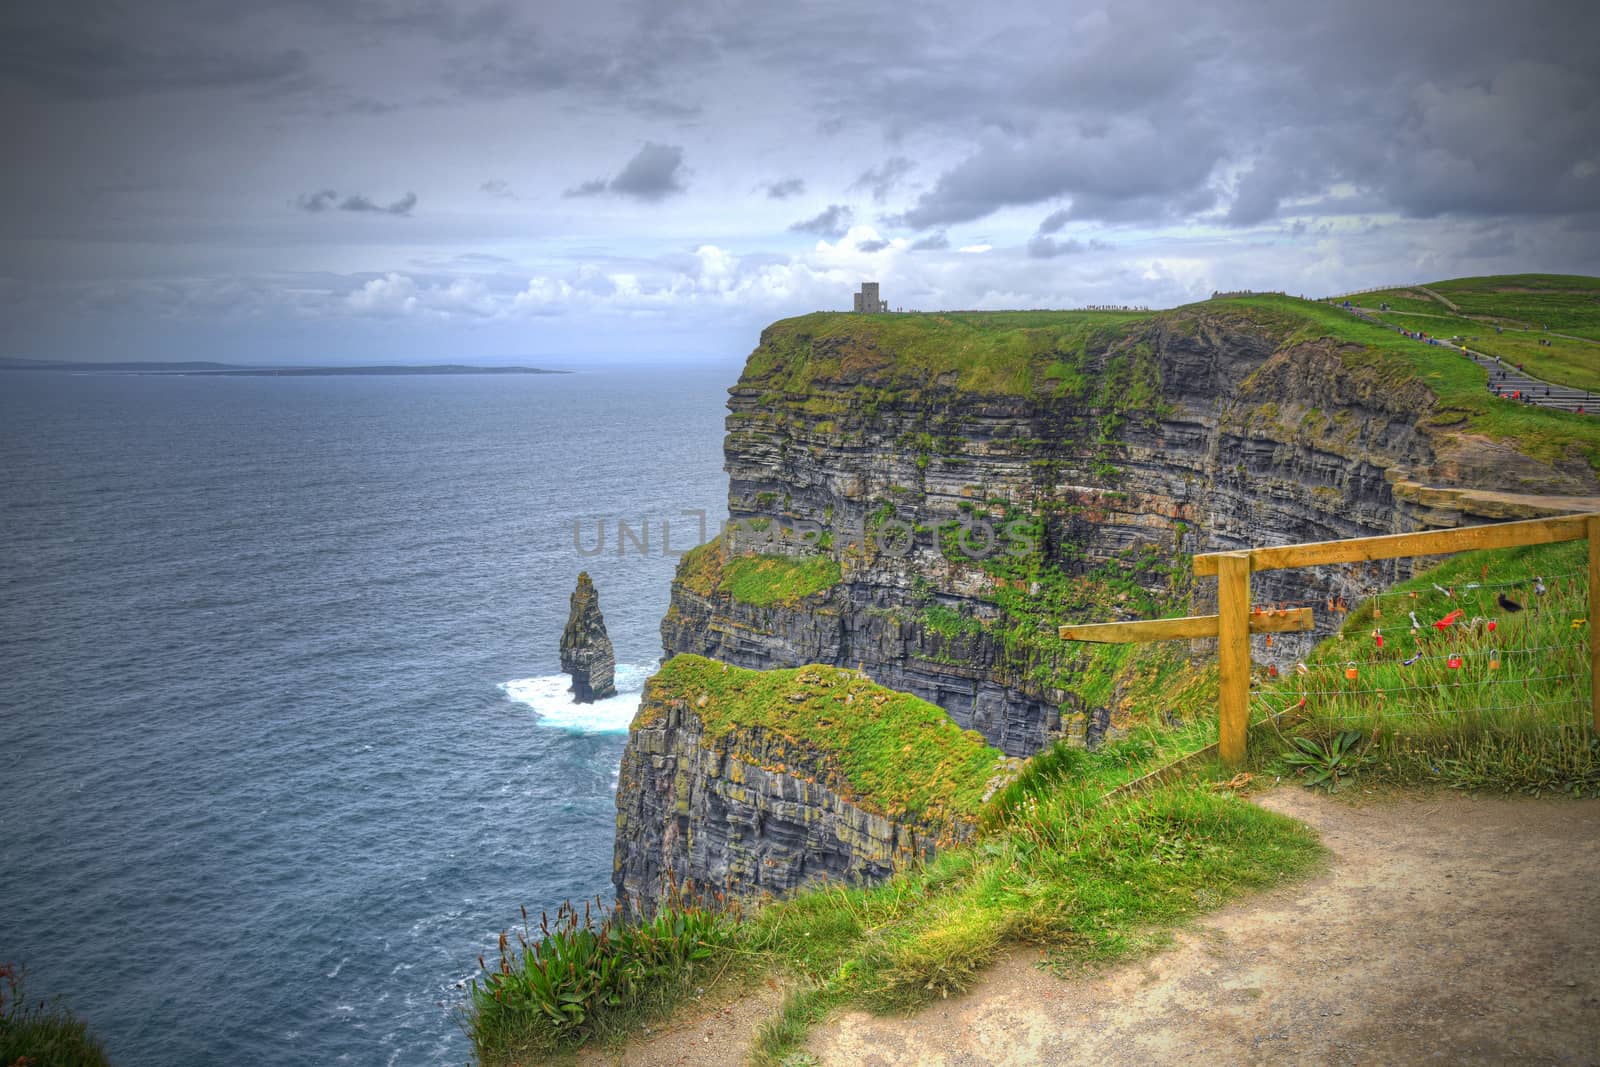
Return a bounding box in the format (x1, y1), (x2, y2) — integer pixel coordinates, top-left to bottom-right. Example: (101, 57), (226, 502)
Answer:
(0, 358), (568, 376)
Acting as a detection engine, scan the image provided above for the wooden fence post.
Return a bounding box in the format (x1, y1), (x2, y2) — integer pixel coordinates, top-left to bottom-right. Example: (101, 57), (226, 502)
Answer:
(1216, 552), (1252, 767)
(1589, 515), (1600, 732)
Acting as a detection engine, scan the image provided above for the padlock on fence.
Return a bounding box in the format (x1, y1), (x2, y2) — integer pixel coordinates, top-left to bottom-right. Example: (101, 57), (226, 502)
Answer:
(1446, 653), (1463, 669)
(1371, 628), (1383, 648)
(1345, 662), (1358, 680)
(1488, 649), (1500, 670)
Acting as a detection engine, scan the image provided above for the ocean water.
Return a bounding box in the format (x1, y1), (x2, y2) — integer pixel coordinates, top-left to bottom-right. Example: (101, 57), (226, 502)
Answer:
(0, 366), (731, 1064)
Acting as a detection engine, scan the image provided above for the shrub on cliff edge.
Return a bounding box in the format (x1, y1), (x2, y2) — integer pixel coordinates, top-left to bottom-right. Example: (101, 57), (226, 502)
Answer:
(0, 964), (110, 1067)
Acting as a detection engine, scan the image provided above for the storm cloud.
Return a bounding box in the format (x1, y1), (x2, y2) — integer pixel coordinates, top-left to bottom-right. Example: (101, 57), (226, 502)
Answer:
(3, 0), (1598, 363)
(566, 142), (688, 201)
(789, 205), (854, 238)
(296, 189), (417, 216)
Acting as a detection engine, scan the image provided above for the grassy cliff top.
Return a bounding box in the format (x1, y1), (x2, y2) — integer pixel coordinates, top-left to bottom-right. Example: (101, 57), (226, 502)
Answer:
(1332, 274), (1600, 392)
(637, 654), (1002, 824)
(1206, 293), (1600, 471)
(741, 283), (1600, 473)
(744, 308), (1158, 395)
(1350, 274), (1600, 341)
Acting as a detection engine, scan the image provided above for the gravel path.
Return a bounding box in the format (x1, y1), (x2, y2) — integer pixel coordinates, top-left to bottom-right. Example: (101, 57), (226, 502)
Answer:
(588, 788), (1600, 1065)
(808, 788), (1600, 1066)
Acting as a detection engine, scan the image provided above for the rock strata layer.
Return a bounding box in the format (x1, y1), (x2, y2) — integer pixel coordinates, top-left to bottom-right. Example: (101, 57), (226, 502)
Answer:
(613, 657), (987, 912)
(659, 307), (1598, 755)
(560, 571), (617, 702)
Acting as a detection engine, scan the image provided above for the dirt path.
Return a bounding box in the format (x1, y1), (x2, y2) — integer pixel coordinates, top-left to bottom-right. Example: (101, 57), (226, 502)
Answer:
(809, 788), (1600, 1066)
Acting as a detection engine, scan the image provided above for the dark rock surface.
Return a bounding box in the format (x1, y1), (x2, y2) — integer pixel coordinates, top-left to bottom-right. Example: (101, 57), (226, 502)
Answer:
(559, 571), (616, 702)
(613, 682), (969, 914)
(659, 310), (1597, 756)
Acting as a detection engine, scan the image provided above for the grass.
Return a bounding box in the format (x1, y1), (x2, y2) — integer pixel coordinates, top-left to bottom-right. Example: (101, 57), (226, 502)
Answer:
(474, 538), (1595, 1062)
(1244, 540), (1598, 796)
(744, 776), (1322, 1064)
(465, 889), (743, 1064)
(1210, 294), (1600, 472)
(0, 964), (110, 1067)
(720, 554), (842, 608)
(744, 309), (1153, 397)
(673, 536), (843, 608)
(1365, 309), (1600, 394)
(1355, 274), (1600, 341)
(639, 654), (1002, 826)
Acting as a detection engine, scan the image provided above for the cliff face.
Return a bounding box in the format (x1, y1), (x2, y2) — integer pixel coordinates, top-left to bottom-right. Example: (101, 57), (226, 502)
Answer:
(658, 305), (1598, 756)
(561, 571), (617, 702)
(613, 655), (996, 912)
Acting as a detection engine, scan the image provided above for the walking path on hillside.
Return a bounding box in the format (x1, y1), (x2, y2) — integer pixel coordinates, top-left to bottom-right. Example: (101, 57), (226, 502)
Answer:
(584, 789), (1600, 1066)
(1337, 304), (1598, 413)
(808, 788), (1600, 1066)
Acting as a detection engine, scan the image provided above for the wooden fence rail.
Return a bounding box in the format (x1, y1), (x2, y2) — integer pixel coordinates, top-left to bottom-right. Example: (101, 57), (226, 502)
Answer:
(1060, 512), (1600, 767)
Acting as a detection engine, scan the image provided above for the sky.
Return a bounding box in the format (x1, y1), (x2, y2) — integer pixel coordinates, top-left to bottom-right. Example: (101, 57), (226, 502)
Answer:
(2, 0), (1598, 365)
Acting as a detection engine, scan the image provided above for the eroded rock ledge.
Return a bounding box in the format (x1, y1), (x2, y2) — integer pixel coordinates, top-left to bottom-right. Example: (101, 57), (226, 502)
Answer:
(613, 655), (998, 912)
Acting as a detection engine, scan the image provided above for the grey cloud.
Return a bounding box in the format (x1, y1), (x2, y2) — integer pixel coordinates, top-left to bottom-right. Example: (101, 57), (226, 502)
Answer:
(296, 189), (340, 213)
(567, 143), (688, 201)
(295, 189), (415, 215)
(789, 204), (853, 238)
(857, 238), (890, 252)
(908, 233), (949, 251)
(1026, 235), (1111, 259)
(762, 177), (806, 199)
(849, 157), (914, 202)
(339, 191), (418, 215)
(480, 179), (517, 200)
(899, 119), (1224, 229)
(1036, 209), (1070, 235)
(1026, 236), (1084, 259)
(0, 26), (308, 100)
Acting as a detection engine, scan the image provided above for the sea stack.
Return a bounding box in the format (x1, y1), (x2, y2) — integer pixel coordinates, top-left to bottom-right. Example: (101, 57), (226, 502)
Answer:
(560, 571), (617, 702)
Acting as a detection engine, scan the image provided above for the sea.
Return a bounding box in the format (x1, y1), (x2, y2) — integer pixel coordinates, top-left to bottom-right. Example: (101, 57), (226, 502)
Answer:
(0, 364), (733, 1064)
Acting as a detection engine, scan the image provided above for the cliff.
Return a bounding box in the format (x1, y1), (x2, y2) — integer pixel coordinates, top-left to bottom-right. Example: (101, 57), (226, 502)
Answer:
(658, 299), (1600, 756)
(560, 571), (617, 702)
(613, 654), (1000, 911)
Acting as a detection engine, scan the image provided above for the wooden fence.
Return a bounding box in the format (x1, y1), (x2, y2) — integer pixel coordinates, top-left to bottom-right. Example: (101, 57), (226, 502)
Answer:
(1059, 513), (1600, 767)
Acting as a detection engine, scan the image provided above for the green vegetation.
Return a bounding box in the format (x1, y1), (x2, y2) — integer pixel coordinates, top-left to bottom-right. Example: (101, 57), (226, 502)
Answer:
(746, 778), (1321, 1064)
(466, 890), (741, 1064)
(1331, 275), (1600, 391)
(641, 655), (1001, 825)
(1366, 309), (1600, 393)
(746, 309), (1153, 397)
(1355, 274), (1600, 341)
(675, 536), (843, 607)
(1247, 540), (1597, 797)
(472, 539), (1596, 1062)
(719, 553), (843, 607)
(0, 964), (110, 1067)
(1208, 294), (1600, 472)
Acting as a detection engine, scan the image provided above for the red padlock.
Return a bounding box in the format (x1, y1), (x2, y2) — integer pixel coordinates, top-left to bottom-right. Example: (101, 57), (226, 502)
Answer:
(1268, 664), (1279, 678)
(1371, 628), (1383, 648)
(1447, 653), (1463, 669)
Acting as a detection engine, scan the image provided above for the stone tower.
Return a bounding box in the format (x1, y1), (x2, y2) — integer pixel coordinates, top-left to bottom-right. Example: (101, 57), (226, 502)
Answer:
(852, 282), (886, 313)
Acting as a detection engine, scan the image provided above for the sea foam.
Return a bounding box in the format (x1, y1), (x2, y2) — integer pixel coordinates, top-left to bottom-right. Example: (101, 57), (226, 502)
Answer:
(499, 662), (655, 733)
